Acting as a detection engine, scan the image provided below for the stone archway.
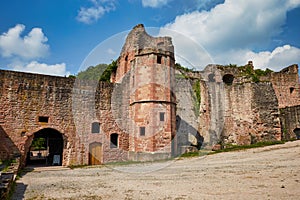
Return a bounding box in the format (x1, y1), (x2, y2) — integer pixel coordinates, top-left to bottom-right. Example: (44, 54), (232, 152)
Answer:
(26, 128), (64, 166)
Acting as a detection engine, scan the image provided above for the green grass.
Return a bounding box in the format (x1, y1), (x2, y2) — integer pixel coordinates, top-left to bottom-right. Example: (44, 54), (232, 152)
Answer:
(212, 140), (285, 153)
(68, 164), (89, 169)
(0, 159), (16, 172)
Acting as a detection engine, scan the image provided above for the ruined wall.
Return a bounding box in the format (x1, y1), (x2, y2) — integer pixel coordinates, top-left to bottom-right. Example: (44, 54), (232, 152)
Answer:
(271, 64), (300, 108)
(280, 105), (300, 140)
(0, 70), (76, 165)
(190, 65), (283, 146)
(174, 76), (202, 153)
(221, 82), (281, 145)
(0, 70), (128, 166)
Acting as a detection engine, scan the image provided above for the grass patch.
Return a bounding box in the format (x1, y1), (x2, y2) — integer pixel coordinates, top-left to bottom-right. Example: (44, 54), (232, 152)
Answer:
(68, 164), (89, 169)
(179, 150), (212, 158)
(0, 159), (16, 172)
(212, 140), (285, 153)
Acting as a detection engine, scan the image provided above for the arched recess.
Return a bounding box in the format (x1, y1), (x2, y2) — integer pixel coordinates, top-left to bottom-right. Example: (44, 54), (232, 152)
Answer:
(222, 74), (234, 85)
(26, 128), (64, 166)
(293, 128), (300, 139)
(89, 142), (102, 165)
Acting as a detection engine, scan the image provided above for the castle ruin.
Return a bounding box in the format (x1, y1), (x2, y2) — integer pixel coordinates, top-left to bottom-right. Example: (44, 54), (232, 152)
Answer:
(0, 24), (299, 167)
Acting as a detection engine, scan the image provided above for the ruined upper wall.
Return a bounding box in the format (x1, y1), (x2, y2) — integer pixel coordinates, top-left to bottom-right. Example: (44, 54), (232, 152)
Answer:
(113, 24), (175, 83)
(270, 64), (300, 108)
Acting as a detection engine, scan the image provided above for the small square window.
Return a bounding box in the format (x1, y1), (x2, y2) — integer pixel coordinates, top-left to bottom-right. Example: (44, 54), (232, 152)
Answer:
(160, 112), (165, 121)
(140, 127), (145, 136)
(91, 122), (100, 133)
(110, 133), (118, 148)
(38, 116), (49, 123)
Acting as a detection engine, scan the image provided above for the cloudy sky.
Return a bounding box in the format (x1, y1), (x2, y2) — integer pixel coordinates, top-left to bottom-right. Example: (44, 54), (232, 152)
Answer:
(0, 0), (299, 76)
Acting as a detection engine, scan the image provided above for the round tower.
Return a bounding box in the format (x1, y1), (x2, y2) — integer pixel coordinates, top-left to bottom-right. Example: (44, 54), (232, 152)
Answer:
(115, 24), (177, 160)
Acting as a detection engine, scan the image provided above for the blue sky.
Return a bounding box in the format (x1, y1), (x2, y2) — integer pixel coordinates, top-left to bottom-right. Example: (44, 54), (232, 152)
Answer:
(0, 0), (299, 76)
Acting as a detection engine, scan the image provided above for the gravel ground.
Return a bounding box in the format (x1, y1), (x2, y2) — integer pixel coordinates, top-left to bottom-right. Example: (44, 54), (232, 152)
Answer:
(12, 140), (300, 200)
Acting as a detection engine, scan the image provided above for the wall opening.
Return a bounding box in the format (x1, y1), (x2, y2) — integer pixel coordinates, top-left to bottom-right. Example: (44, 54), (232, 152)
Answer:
(91, 122), (100, 133)
(26, 128), (63, 166)
(160, 112), (165, 121)
(222, 74), (234, 85)
(124, 55), (128, 72)
(38, 116), (49, 123)
(157, 55), (162, 64)
(110, 133), (119, 148)
(290, 87), (295, 94)
(293, 128), (300, 139)
(140, 127), (145, 136)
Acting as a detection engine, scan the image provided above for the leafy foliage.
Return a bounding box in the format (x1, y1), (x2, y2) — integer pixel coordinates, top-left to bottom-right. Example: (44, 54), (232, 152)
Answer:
(192, 80), (201, 116)
(99, 60), (118, 82)
(175, 63), (193, 72)
(77, 63), (108, 81)
(31, 138), (46, 151)
(227, 64), (273, 82)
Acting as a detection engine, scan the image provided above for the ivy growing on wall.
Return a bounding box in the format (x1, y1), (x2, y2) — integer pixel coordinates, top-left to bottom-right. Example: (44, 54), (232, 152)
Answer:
(192, 79), (201, 117)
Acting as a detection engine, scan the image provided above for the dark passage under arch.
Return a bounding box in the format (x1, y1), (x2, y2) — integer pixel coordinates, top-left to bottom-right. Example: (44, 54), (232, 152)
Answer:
(26, 128), (64, 166)
(294, 128), (300, 140)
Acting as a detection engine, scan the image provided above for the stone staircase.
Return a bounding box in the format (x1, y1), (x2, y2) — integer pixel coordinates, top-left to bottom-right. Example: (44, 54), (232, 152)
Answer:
(0, 158), (20, 199)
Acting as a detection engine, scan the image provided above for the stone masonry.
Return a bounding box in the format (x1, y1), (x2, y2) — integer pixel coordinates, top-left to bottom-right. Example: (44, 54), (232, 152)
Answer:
(0, 24), (300, 167)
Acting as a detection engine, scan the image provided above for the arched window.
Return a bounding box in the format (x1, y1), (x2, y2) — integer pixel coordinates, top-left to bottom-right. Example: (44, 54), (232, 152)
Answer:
(91, 122), (100, 133)
(110, 133), (119, 148)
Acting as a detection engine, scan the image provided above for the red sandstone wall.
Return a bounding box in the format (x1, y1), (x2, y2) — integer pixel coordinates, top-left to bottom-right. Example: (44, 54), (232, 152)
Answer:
(0, 70), (129, 166)
(271, 64), (300, 108)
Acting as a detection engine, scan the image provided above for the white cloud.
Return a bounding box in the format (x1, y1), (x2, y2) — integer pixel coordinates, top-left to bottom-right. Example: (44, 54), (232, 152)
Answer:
(77, 0), (116, 24)
(142, 0), (172, 8)
(160, 0), (300, 70)
(0, 24), (49, 59)
(212, 45), (300, 71)
(12, 61), (70, 77)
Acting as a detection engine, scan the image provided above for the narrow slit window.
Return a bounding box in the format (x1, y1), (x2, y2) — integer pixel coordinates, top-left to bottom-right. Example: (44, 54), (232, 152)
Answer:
(160, 112), (165, 121)
(110, 133), (118, 148)
(157, 55), (162, 64)
(91, 122), (100, 133)
(140, 127), (145, 136)
(38, 116), (49, 123)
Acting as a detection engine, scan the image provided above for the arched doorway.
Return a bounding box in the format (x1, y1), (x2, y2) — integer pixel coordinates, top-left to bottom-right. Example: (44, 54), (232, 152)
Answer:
(293, 128), (300, 140)
(27, 128), (64, 166)
(89, 142), (102, 165)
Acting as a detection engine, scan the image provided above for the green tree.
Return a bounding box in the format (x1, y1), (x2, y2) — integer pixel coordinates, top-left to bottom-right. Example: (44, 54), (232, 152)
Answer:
(77, 63), (108, 81)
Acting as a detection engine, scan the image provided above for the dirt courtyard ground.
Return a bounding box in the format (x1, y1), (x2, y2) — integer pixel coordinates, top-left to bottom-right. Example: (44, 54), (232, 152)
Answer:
(12, 140), (300, 200)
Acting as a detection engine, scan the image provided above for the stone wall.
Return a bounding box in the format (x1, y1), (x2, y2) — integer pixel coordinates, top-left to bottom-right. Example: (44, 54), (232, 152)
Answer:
(0, 70), (129, 166)
(271, 64), (300, 108)
(280, 105), (300, 140)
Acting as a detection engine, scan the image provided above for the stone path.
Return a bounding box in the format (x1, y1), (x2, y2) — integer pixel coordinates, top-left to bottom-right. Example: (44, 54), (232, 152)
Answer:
(12, 140), (300, 199)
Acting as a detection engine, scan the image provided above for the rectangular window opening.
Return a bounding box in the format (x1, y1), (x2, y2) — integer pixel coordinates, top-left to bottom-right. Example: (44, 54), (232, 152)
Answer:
(157, 55), (162, 64)
(38, 116), (49, 123)
(91, 122), (100, 134)
(160, 112), (165, 122)
(140, 127), (145, 136)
